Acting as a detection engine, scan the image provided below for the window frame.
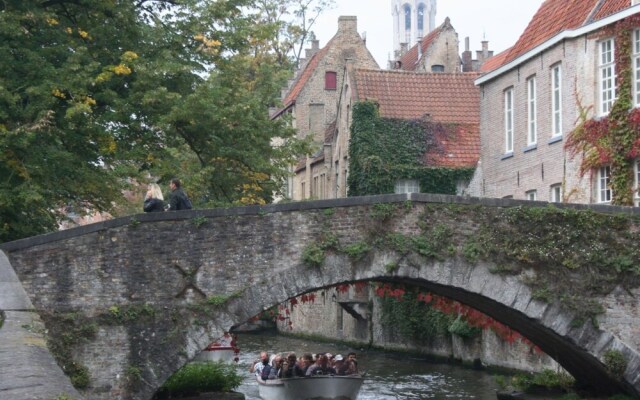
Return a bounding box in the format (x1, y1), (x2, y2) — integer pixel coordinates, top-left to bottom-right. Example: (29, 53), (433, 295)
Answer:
(504, 87), (514, 153)
(633, 29), (640, 107)
(527, 76), (537, 145)
(525, 190), (537, 201)
(599, 38), (616, 116)
(394, 179), (420, 194)
(324, 71), (337, 90)
(597, 165), (612, 203)
(550, 184), (562, 203)
(551, 64), (562, 137)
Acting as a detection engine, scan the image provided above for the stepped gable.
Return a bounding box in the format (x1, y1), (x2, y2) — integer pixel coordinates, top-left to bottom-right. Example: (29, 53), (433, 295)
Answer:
(493, 0), (633, 71)
(352, 69), (480, 168)
(280, 40), (333, 109)
(398, 18), (451, 71)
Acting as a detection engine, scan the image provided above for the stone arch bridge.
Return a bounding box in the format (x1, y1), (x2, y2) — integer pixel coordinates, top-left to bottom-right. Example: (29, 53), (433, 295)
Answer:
(1, 194), (640, 400)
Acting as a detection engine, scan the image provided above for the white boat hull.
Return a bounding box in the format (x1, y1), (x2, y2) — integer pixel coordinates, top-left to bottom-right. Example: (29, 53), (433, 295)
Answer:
(257, 375), (364, 400)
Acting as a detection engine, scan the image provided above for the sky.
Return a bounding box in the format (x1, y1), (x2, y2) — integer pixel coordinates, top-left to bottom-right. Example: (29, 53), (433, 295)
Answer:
(312, 0), (545, 68)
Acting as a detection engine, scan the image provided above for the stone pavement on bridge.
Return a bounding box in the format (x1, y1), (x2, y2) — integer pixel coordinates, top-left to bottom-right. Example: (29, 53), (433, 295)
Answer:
(0, 250), (83, 400)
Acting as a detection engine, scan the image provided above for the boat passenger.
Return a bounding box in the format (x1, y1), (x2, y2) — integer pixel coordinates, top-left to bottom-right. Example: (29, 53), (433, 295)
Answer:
(282, 352), (305, 378)
(250, 351), (269, 375)
(298, 353), (314, 375)
(262, 355), (284, 380)
(347, 352), (359, 373)
(305, 353), (336, 376)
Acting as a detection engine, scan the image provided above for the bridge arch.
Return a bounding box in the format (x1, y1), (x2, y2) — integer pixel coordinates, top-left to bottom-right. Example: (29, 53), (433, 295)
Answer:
(2, 194), (640, 400)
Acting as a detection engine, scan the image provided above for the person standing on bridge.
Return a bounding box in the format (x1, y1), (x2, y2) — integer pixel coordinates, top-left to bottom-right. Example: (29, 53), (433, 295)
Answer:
(143, 183), (165, 213)
(166, 178), (192, 211)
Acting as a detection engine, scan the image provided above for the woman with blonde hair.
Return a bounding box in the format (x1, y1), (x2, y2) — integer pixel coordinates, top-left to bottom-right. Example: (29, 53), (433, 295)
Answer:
(143, 183), (165, 212)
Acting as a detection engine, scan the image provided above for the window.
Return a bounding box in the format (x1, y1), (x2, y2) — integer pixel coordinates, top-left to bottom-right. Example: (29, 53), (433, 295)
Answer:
(394, 179), (420, 194)
(599, 38), (616, 115)
(527, 76), (537, 145)
(634, 29), (640, 106)
(598, 166), (612, 203)
(404, 4), (411, 30)
(550, 184), (562, 203)
(551, 64), (562, 136)
(301, 182), (306, 200)
(504, 88), (514, 153)
(635, 160), (640, 206)
(526, 190), (537, 201)
(325, 71), (337, 90)
(417, 4), (425, 33)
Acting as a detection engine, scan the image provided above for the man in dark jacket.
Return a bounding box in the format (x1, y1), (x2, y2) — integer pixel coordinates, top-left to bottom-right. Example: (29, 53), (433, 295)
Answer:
(167, 178), (191, 211)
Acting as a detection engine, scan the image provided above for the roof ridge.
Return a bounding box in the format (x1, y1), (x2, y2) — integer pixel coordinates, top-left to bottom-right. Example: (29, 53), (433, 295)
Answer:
(584, 0), (607, 25)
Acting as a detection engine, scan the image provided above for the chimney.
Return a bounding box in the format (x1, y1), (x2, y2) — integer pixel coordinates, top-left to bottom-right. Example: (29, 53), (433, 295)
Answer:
(400, 42), (409, 57)
(305, 39), (320, 59)
(337, 16), (358, 35)
(461, 36), (472, 72)
(417, 38), (423, 60)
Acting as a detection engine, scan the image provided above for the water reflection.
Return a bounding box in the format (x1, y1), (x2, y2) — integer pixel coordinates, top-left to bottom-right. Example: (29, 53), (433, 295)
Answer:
(234, 332), (502, 400)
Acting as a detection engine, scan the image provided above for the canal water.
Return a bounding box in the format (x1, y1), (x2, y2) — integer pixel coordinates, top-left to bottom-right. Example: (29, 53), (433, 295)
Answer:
(234, 332), (504, 400)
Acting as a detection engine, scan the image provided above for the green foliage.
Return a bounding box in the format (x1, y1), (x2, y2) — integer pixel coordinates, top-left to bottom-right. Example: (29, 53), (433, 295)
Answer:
(106, 303), (156, 324)
(191, 216), (208, 228)
(347, 101), (474, 197)
(370, 203), (397, 221)
(302, 243), (325, 267)
(343, 241), (371, 261)
(603, 350), (628, 379)
(301, 233), (341, 267)
(156, 361), (242, 397)
(448, 315), (481, 338)
(511, 369), (575, 392)
(379, 289), (453, 342)
(461, 240), (483, 264)
(126, 365), (142, 388)
(0, 0), (317, 242)
(385, 262), (399, 273)
(70, 365), (91, 389)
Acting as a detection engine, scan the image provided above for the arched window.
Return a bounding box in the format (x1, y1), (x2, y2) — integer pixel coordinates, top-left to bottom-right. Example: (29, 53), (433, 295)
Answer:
(404, 4), (411, 30)
(418, 4), (425, 31)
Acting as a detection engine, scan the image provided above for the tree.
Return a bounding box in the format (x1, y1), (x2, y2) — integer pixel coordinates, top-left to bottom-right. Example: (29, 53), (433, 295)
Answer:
(0, 0), (321, 242)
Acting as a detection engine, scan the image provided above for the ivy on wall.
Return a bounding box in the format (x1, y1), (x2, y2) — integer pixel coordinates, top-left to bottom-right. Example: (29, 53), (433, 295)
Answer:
(348, 101), (474, 196)
(566, 16), (640, 205)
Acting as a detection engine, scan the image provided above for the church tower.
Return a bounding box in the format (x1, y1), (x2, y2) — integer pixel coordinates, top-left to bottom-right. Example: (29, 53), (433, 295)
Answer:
(392, 0), (437, 56)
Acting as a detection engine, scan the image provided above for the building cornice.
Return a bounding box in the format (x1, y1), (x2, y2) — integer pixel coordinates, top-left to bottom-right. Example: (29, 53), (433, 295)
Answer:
(475, 4), (640, 86)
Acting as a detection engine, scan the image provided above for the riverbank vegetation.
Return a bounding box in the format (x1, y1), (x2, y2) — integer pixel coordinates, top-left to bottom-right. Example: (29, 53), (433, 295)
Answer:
(153, 361), (242, 399)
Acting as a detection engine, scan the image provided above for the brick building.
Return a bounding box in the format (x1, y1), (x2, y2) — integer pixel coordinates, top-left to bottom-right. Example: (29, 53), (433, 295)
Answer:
(468, 0), (640, 204)
(329, 67), (480, 199)
(270, 16), (378, 201)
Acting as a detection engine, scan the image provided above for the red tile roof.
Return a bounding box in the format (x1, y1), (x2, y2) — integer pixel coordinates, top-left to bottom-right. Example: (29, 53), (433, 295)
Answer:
(281, 40), (333, 108)
(423, 123), (480, 168)
(352, 69), (480, 167)
(352, 69), (480, 123)
(493, 0), (634, 70)
(479, 48), (511, 73)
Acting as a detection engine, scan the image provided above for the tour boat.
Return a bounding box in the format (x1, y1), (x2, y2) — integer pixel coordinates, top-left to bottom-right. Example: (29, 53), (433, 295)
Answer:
(193, 333), (240, 363)
(256, 375), (364, 400)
